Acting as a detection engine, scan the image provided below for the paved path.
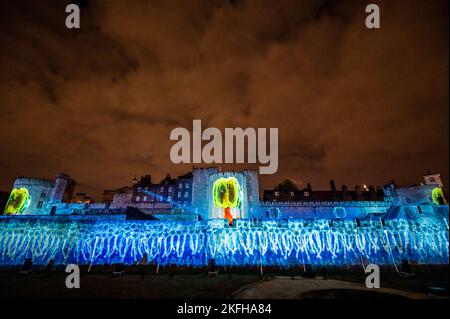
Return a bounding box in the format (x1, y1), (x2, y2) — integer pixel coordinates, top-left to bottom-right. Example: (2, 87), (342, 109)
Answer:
(231, 276), (434, 299)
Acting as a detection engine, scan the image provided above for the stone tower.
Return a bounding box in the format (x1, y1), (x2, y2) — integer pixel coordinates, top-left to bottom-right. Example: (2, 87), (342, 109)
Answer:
(191, 167), (220, 219)
(191, 167), (260, 220)
(50, 173), (76, 203)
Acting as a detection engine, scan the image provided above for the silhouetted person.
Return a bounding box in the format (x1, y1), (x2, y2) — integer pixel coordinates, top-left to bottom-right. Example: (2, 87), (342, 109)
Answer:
(139, 254), (147, 279)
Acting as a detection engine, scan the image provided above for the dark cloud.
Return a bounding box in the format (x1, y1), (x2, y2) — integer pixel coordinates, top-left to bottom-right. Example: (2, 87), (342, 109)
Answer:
(0, 0), (448, 199)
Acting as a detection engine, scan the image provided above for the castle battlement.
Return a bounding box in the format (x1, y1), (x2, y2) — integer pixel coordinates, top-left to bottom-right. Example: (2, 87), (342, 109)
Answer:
(14, 177), (54, 188)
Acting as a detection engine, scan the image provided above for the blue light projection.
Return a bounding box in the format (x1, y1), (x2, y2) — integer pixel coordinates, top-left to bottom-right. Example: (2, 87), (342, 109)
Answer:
(0, 216), (448, 266)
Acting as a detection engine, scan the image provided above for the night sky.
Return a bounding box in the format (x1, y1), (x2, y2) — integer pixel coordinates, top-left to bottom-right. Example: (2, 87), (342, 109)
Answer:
(0, 0), (448, 199)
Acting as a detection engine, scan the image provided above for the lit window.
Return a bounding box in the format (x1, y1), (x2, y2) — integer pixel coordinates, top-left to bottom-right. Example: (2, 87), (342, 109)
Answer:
(184, 192), (189, 198)
(290, 192), (294, 197)
(178, 193), (181, 198)
(178, 183), (182, 188)
(304, 191), (309, 197)
(136, 196), (140, 202)
(168, 196), (172, 201)
(143, 196), (147, 201)
(185, 183), (189, 188)
(274, 191), (279, 196)
(168, 187), (173, 192)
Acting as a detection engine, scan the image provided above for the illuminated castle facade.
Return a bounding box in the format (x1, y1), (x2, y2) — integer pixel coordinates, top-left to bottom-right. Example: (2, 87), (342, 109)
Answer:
(1, 168), (448, 267)
(3, 168), (446, 221)
(190, 168), (259, 220)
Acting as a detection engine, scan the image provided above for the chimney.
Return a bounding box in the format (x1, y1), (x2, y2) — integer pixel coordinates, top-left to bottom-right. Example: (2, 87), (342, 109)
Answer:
(330, 180), (337, 200)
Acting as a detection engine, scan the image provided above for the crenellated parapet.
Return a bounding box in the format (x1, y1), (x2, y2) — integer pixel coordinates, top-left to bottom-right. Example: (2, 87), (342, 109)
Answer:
(13, 177), (54, 188)
(259, 200), (391, 219)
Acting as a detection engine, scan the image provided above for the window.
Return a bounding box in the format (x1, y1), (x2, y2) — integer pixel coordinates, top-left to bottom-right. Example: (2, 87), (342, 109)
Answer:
(40, 192), (46, 198)
(184, 192), (189, 198)
(160, 187), (164, 192)
(178, 192), (181, 198)
(143, 196), (147, 202)
(168, 196), (172, 202)
(274, 191), (279, 196)
(136, 196), (140, 202)
(178, 183), (182, 189)
(304, 191), (310, 197)
(185, 183), (189, 189)
(168, 187), (173, 192)
(290, 192), (295, 197)
(37, 201), (43, 208)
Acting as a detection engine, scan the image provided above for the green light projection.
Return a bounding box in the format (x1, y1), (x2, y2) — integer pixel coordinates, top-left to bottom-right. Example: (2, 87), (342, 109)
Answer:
(212, 177), (242, 225)
(431, 187), (447, 205)
(213, 177), (241, 209)
(4, 188), (31, 215)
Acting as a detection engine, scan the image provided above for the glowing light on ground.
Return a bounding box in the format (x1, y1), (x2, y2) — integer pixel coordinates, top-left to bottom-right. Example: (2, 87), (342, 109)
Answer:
(0, 217), (447, 266)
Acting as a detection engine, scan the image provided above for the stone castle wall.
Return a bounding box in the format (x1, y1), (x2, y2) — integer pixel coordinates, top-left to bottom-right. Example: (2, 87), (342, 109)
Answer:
(11, 178), (55, 215)
(191, 167), (219, 220)
(258, 200), (391, 219)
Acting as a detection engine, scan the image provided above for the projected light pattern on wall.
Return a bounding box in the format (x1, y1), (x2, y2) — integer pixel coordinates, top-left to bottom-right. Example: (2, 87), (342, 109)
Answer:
(4, 188), (31, 215)
(212, 177), (242, 225)
(0, 217), (448, 266)
(432, 187), (447, 205)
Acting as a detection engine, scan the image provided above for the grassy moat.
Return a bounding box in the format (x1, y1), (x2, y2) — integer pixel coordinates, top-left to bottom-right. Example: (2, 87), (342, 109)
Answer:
(0, 264), (448, 299)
